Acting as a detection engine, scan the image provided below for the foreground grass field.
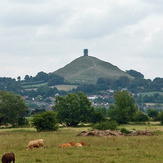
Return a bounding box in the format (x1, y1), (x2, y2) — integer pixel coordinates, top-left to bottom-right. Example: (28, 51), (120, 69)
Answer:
(0, 124), (163, 163)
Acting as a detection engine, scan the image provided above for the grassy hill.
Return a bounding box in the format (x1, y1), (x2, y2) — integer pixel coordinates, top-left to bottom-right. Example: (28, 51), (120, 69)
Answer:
(54, 56), (133, 84)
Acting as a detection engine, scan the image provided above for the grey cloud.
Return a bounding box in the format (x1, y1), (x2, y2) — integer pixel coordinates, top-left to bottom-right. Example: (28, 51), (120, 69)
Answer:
(143, 0), (163, 5)
(0, 8), (71, 27)
(142, 0), (163, 13)
(0, 0), (162, 79)
(65, 2), (151, 39)
(8, 0), (45, 4)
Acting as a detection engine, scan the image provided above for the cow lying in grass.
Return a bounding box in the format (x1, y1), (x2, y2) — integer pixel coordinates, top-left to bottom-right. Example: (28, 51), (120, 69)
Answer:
(59, 141), (75, 148)
(59, 141), (86, 148)
(75, 142), (86, 147)
(26, 139), (44, 150)
(2, 152), (15, 163)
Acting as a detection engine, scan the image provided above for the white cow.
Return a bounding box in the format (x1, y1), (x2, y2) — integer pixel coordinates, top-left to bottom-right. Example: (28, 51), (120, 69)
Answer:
(26, 139), (44, 150)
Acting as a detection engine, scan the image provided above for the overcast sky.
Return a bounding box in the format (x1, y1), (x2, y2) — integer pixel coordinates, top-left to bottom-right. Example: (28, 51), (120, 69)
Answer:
(0, 0), (162, 80)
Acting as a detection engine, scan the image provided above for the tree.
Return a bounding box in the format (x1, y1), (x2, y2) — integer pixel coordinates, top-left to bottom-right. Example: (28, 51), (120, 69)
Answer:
(147, 109), (159, 120)
(31, 111), (58, 132)
(24, 75), (30, 81)
(48, 73), (64, 86)
(53, 92), (100, 126)
(114, 76), (131, 88)
(34, 71), (49, 82)
(74, 84), (97, 94)
(158, 112), (163, 125)
(108, 90), (138, 124)
(126, 70), (144, 79)
(133, 111), (149, 122)
(0, 77), (22, 94)
(95, 106), (108, 117)
(0, 90), (28, 126)
(152, 78), (163, 91)
(97, 77), (113, 88)
(17, 76), (21, 81)
(90, 109), (105, 123)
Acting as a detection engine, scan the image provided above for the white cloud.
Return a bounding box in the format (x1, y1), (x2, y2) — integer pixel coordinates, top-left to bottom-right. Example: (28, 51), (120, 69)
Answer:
(0, 0), (162, 80)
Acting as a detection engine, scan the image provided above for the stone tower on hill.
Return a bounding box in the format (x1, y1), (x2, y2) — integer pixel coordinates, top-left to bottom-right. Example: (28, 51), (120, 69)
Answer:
(83, 49), (88, 56)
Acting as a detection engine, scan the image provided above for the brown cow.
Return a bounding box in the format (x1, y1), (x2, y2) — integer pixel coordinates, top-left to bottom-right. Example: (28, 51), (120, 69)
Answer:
(2, 152), (15, 163)
(59, 141), (75, 148)
(26, 139), (44, 150)
(75, 142), (86, 147)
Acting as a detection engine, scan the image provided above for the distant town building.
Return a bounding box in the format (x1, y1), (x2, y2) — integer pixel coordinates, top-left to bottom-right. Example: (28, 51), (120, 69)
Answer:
(83, 49), (88, 56)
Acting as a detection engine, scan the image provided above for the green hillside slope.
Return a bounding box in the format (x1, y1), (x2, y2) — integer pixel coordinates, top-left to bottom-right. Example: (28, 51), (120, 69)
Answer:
(54, 56), (133, 84)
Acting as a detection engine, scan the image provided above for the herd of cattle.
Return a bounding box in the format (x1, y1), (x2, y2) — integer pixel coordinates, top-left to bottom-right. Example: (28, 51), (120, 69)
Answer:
(1, 138), (86, 163)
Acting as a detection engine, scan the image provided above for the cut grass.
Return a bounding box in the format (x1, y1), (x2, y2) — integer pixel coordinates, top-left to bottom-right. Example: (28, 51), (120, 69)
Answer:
(51, 84), (78, 91)
(22, 82), (48, 89)
(0, 125), (163, 163)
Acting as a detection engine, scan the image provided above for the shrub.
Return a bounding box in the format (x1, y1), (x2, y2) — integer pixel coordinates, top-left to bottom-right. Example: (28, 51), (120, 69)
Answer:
(31, 111), (58, 132)
(92, 120), (118, 130)
(120, 128), (132, 134)
(17, 117), (29, 127)
(158, 112), (163, 125)
(147, 109), (159, 120)
(133, 111), (149, 122)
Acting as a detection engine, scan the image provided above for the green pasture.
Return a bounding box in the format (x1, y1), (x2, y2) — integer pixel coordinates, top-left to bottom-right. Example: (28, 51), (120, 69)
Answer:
(51, 84), (78, 91)
(22, 82), (78, 91)
(1, 124), (163, 163)
(22, 82), (48, 89)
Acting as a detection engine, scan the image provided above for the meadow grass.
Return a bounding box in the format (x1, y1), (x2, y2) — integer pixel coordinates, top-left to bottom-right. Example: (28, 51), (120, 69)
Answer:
(52, 84), (78, 91)
(0, 125), (163, 163)
(22, 82), (48, 89)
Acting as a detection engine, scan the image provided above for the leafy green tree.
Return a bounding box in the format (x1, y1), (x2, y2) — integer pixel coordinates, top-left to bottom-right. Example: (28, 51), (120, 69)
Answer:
(114, 76), (131, 88)
(34, 71), (49, 82)
(37, 85), (50, 97)
(133, 111), (149, 122)
(31, 111), (58, 132)
(126, 70), (144, 79)
(147, 109), (159, 120)
(90, 109), (105, 123)
(95, 106), (108, 117)
(152, 78), (163, 91)
(48, 73), (64, 86)
(24, 75), (30, 81)
(31, 109), (46, 115)
(108, 90), (138, 124)
(97, 77), (113, 86)
(158, 112), (163, 125)
(74, 84), (97, 94)
(53, 92), (99, 126)
(0, 77), (22, 94)
(0, 90), (28, 126)
(17, 76), (21, 81)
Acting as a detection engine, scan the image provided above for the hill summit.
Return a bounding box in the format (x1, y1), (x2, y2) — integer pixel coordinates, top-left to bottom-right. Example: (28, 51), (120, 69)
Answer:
(54, 55), (133, 84)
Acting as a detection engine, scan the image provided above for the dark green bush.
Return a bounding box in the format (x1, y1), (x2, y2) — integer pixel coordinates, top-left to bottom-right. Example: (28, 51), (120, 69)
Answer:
(31, 111), (58, 132)
(92, 120), (118, 130)
(158, 112), (163, 125)
(120, 128), (132, 134)
(133, 111), (149, 122)
(17, 117), (29, 127)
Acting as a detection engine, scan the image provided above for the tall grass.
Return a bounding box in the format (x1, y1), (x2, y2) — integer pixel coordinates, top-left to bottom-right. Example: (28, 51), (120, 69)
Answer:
(0, 125), (163, 163)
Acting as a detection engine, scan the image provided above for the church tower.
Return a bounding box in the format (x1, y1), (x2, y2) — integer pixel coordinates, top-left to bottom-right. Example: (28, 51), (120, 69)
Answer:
(83, 49), (88, 56)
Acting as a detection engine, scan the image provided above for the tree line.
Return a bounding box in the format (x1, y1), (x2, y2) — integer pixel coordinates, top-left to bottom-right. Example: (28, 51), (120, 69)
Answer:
(1, 90), (163, 132)
(0, 69), (162, 104)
